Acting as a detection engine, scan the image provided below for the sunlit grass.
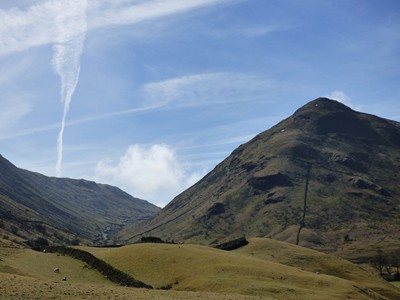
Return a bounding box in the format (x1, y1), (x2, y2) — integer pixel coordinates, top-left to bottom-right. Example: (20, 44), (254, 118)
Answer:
(1, 238), (399, 299)
(79, 239), (396, 299)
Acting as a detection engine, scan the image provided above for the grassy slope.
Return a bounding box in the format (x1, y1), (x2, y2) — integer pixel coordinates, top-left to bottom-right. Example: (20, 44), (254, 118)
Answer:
(80, 239), (399, 300)
(235, 238), (400, 300)
(0, 273), (262, 300)
(0, 247), (112, 285)
(0, 239), (258, 300)
(1, 237), (399, 299)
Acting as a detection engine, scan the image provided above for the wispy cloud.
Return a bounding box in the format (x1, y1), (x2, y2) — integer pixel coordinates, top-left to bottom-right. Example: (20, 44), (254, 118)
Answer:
(0, 123), (57, 142)
(0, 54), (37, 85)
(142, 72), (274, 108)
(88, 0), (233, 30)
(96, 144), (204, 207)
(1, 0), (235, 176)
(206, 22), (290, 39)
(0, 104), (160, 141)
(0, 97), (32, 130)
(238, 25), (283, 37)
(0, 2), (57, 55)
(0, 0), (233, 56)
(53, 0), (87, 177)
(177, 134), (255, 151)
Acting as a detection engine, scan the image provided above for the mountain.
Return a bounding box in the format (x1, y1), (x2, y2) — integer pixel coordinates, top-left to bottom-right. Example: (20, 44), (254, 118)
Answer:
(0, 154), (160, 245)
(133, 98), (400, 259)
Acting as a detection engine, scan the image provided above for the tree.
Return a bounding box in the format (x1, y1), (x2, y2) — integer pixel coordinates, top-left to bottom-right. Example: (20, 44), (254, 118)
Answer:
(370, 248), (388, 275)
(390, 252), (400, 274)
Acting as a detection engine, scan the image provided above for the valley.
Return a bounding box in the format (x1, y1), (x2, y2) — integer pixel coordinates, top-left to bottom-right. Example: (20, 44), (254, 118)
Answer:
(1, 98), (400, 299)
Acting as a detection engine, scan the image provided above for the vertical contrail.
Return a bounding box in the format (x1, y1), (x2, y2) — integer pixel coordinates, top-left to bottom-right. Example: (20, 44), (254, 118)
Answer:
(53, 0), (87, 177)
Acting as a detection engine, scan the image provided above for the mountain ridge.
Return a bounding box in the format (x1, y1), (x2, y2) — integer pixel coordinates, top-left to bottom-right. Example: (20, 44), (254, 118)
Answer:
(132, 98), (400, 260)
(0, 154), (160, 245)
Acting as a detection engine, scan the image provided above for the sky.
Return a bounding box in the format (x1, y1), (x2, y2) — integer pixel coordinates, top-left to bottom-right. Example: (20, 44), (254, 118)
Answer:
(0, 0), (399, 207)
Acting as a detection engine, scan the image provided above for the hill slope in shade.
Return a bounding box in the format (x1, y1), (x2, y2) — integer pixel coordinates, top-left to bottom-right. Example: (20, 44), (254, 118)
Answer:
(133, 98), (400, 259)
(0, 155), (160, 245)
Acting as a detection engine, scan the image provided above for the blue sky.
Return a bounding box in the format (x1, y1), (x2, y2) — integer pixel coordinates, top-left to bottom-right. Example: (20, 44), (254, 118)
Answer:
(1, 0), (399, 207)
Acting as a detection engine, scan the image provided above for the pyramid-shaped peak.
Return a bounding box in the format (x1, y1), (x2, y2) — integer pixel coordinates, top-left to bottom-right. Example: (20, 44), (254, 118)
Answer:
(293, 98), (353, 117)
(285, 98), (398, 145)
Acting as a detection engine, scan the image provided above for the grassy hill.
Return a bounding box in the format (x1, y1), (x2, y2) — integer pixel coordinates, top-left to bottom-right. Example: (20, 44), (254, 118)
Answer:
(1, 237), (399, 299)
(131, 98), (400, 261)
(235, 238), (400, 299)
(0, 238), (257, 299)
(79, 238), (400, 299)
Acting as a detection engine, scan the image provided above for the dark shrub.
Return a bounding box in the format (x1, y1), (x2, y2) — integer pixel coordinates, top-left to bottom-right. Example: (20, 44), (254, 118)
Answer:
(140, 236), (165, 243)
(27, 237), (49, 250)
(214, 237), (249, 251)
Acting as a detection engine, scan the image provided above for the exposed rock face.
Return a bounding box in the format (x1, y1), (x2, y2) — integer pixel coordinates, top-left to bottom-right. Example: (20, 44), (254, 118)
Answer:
(133, 98), (400, 259)
(248, 173), (293, 192)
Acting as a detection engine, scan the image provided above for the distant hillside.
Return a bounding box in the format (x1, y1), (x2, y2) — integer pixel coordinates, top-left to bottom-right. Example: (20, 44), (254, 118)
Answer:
(133, 98), (400, 259)
(0, 155), (160, 245)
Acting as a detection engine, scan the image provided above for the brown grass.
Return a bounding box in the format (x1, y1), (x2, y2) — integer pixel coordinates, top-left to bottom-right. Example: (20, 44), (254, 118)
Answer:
(0, 239), (259, 300)
(235, 238), (400, 300)
(79, 239), (397, 299)
(0, 272), (261, 300)
(1, 237), (399, 299)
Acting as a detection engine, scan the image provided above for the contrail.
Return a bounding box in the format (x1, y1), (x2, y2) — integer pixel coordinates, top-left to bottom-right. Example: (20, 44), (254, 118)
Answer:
(53, 0), (87, 177)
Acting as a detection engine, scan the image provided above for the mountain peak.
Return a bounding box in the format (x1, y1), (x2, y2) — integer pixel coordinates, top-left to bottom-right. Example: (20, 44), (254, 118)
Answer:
(291, 98), (359, 135)
(284, 98), (398, 145)
(291, 97), (353, 121)
(136, 98), (400, 260)
(295, 97), (352, 114)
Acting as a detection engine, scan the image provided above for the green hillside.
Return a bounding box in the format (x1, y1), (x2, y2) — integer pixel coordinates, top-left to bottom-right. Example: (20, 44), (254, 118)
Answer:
(131, 98), (400, 261)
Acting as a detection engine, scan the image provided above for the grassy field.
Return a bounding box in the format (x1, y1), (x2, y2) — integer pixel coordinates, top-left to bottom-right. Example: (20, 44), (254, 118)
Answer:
(0, 238), (258, 300)
(391, 281), (400, 288)
(80, 238), (400, 299)
(1, 237), (399, 299)
(235, 238), (400, 299)
(0, 272), (265, 300)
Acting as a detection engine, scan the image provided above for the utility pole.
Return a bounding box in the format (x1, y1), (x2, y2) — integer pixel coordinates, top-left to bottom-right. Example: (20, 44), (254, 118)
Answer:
(296, 162), (311, 245)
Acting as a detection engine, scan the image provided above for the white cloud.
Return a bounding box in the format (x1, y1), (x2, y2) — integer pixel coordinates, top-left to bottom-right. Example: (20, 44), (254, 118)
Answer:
(142, 72), (273, 108)
(325, 90), (353, 107)
(96, 144), (204, 207)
